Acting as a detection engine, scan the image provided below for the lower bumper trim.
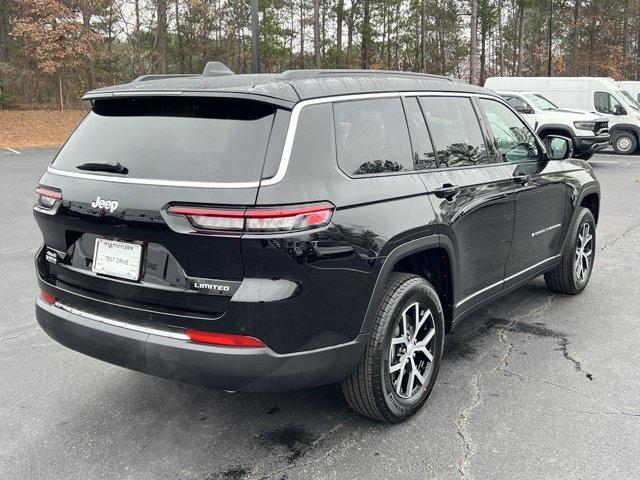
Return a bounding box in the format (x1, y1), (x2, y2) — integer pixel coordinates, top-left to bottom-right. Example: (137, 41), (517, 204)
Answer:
(36, 299), (367, 392)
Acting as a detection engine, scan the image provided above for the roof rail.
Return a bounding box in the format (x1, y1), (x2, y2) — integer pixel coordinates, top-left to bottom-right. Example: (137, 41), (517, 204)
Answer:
(132, 74), (201, 83)
(279, 69), (453, 82)
(203, 61), (235, 77)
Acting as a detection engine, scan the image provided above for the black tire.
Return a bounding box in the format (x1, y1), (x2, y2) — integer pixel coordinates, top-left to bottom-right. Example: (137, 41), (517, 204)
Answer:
(611, 131), (638, 155)
(544, 207), (596, 295)
(341, 272), (445, 423)
(574, 151), (594, 161)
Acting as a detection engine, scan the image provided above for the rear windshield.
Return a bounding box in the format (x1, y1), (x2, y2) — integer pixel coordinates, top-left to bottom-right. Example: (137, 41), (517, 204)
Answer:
(52, 97), (279, 183)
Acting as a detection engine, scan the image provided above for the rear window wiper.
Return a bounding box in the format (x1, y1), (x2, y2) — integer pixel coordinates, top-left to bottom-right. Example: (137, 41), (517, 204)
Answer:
(76, 162), (129, 175)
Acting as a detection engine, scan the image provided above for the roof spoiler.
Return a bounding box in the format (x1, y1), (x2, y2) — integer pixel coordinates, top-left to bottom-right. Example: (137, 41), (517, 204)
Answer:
(203, 62), (235, 77)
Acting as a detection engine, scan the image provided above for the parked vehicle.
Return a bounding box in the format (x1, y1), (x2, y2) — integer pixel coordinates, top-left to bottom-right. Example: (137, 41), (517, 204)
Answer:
(618, 81), (640, 103)
(485, 76), (640, 154)
(34, 67), (600, 423)
(494, 90), (609, 160)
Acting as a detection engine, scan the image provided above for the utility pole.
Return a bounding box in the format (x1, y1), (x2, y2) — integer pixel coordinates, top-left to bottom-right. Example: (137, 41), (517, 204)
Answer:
(547, 0), (553, 76)
(250, 0), (261, 73)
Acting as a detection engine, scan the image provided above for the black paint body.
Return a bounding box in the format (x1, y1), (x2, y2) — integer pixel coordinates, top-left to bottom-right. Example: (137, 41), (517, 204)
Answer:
(34, 72), (600, 391)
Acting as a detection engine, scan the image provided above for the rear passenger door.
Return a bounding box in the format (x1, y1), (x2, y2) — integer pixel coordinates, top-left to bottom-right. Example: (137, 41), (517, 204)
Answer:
(477, 97), (566, 282)
(407, 95), (516, 316)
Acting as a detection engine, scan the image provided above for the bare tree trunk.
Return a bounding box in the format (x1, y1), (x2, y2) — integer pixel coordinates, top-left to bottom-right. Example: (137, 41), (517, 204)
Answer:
(157, 0), (168, 73)
(622, 0), (629, 75)
(58, 75), (64, 112)
(571, 0), (581, 75)
(480, 24), (486, 85)
(516, 3), (524, 76)
(421, 0), (427, 72)
(176, 0), (185, 73)
(0, 0), (10, 62)
(336, 0), (344, 67)
(361, 0), (371, 68)
(135, 0), (143, 75)
(81, 0), (96, 89)
(498, 0), (504, 75)
(469, 0), (478, 83)
(313, 0), (321, 67)
(300, 0), (305, 68)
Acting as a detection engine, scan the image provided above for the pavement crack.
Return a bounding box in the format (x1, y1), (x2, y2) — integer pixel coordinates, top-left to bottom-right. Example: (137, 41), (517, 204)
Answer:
(456, 371), (484, 480)
(597, 223), (640, 252)
(256, 414), (355, 480)
(455, 295), (561, 479)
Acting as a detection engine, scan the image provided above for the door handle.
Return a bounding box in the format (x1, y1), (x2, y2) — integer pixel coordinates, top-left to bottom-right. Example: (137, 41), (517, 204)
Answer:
(434, 184), (460, 200)
(513, 173), (531, 185)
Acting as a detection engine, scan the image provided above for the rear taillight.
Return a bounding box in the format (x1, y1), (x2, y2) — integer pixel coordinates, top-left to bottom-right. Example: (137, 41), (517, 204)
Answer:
(186, 329), (266, 347)
(39, 290), (57, 305)
(35, 186), (62, 211)
(167, 202), (334, 233)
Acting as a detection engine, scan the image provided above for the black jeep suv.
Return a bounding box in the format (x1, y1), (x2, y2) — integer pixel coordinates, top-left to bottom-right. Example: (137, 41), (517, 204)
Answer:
(34, 68), (599, 422)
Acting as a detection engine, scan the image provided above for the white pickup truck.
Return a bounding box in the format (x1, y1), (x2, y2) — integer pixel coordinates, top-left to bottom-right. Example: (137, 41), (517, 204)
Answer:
(494, 91), (609, 160)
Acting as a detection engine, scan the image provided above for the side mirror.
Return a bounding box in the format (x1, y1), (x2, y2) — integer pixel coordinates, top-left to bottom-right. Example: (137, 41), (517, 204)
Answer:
(514, 105), (535, 115)
(614, 105), (626, 115)
(544, 135), (573, 160)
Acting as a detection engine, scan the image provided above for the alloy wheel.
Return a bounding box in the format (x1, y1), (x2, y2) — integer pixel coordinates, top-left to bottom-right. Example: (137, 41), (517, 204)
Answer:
(575, 222), (593, 282)
(388, 302), (436, 399)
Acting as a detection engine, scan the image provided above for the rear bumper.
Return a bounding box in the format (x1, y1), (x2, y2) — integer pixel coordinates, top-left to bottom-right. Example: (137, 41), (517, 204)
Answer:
(36, 298), (367, 392)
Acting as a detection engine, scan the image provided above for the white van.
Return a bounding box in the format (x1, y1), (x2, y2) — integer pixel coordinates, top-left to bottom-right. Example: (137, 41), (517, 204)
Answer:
(494, 90), (609, 160)
(618, 81), (640, 104)
(485, 77), (640, 154)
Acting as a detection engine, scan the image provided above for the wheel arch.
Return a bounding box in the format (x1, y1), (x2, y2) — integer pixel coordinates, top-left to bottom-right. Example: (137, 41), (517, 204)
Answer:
(580, 191), (600, 224)
(609, 123), (640, 141)
(536, 124), (575, 141)
(361, 235), (457, 334)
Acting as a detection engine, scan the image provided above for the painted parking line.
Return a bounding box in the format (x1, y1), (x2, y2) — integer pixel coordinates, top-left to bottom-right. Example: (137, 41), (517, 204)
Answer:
(4, 147), (21, 155)
(590, 159), (620, 164)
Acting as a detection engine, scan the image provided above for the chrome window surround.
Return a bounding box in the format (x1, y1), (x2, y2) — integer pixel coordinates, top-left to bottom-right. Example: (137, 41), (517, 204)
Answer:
(46, 91), (525, 189)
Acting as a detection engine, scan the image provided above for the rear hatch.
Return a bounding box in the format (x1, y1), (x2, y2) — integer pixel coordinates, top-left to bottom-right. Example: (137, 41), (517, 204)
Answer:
(35, 95), (289, 327)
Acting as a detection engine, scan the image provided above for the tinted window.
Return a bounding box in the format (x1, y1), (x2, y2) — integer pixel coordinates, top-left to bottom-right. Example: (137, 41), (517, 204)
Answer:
(404, 97), (437, 170)
(594, 91), (622, 114)
(52, 97), (277, 183)
(480, 99), (540, 163)
(419, 96), (489, 167)
(503, 95), (531, 111)
(334, 98), (413, 175)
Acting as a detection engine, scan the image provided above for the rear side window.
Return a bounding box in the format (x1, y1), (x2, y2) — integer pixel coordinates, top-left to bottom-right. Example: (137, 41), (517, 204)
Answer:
(52, 97), (279, 183)
(403, 97), (437, 170)
(334, 98), (413, 176)
(418, 96), (490, 168)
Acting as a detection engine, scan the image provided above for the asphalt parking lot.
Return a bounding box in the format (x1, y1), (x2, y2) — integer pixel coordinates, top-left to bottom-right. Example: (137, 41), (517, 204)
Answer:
(1, 148), (639, 480)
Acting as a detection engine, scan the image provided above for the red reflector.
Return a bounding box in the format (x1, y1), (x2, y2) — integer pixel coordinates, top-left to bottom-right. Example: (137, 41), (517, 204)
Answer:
(39, 290), (57, 305)
(35, 186), (62, 200)
(186, 329), (266, 348)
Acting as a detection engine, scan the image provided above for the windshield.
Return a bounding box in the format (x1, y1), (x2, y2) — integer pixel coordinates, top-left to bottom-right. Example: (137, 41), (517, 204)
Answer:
(617, 90), (640, 112)
(52, 97), (279, 183)
(524, 94), (558, 111)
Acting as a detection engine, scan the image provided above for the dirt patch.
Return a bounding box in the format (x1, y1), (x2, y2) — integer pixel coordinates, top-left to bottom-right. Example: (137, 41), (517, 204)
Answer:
(0, 109), (87, 148)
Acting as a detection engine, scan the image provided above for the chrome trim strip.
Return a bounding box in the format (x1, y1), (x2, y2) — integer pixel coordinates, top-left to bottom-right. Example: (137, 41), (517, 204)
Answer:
(49, 90), (500, 189)
(51, 301), (190, 340)
(46, 167), (261, 189)
(503, 254), (561, 283)
(455, 254), (561, 307)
